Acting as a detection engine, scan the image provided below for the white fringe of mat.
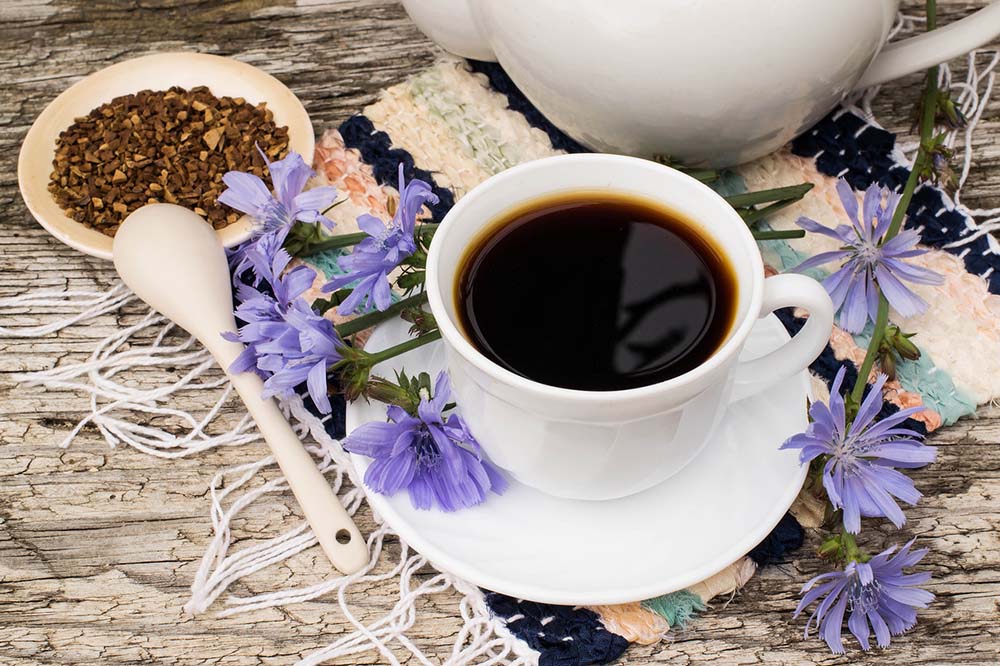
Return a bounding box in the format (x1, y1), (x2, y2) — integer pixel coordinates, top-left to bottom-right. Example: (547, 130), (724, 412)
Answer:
(2, 26), (998, 665)
(851, 15), (1000, 253)
(0, 284), (537, 666)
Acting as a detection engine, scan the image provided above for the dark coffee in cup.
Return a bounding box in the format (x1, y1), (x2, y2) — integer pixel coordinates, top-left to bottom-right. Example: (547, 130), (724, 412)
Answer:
(456, 192), (737, 391)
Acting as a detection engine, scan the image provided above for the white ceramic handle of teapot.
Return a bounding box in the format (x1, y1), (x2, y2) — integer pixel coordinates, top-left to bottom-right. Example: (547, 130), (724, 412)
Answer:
(729, 274), (834, 403)
(400, 0), (496, 61)
(855, 1), (1000, 90)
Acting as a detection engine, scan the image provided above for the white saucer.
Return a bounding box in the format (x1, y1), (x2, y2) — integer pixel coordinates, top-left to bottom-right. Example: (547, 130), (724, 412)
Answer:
(18, 53), (314, 260)
(347, 315), (808, 605)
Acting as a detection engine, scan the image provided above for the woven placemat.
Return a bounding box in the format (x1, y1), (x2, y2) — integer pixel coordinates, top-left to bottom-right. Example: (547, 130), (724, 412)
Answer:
(287, 55), (1000, 663)
(4, 53), (998, 665)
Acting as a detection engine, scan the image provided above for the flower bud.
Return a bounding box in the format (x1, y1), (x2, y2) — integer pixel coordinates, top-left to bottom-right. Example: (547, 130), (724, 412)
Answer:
(885, 325), (922, 362)
(918, 134), (956, 192)
(819, 535), (842, 560)
(365, 375), (419, 414)
(895, 334), (921, 361)
(402, 306), (438, 336)
(937, 91), (968, 130)
(879, 349), (897, 382)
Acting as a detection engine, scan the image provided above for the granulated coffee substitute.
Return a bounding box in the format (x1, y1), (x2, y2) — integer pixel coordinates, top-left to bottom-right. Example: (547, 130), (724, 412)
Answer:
(48, 86), (289, 236)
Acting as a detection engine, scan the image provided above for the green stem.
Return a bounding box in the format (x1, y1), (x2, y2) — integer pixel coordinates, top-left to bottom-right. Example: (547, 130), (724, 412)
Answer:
(752, 229), (806, 241)
(739, 197), (806, 226)
(682, 168), (719, 183)
(840, 532), (867, 563)
(366, 329), (442, 366)
(307, 231), (367, 252)
(335, 291), (430, 338)
(320, 198), (348, 215)
(304, 224), (439, 255)
(848, 0), (938, 403)
(888, 157), (927, 241)
(724, 183), (813, 209)
(850, 296), (889, 405)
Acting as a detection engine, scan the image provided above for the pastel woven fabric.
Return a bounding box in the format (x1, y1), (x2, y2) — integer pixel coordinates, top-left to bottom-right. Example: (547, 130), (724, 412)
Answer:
(298, 56), (1000, 663)
(3, 53), (999, 665)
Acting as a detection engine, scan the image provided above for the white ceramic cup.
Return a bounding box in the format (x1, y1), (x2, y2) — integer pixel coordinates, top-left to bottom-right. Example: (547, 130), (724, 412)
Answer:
(426, 154), (834, 500)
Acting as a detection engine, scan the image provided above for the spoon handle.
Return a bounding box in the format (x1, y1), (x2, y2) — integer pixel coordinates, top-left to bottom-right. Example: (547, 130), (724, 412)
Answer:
(111, 204), (367, 574)
(218, 343), (369, 574)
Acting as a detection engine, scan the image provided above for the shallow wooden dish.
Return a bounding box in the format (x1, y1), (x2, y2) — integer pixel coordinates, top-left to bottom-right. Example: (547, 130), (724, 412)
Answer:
(17, 52), (314, 260)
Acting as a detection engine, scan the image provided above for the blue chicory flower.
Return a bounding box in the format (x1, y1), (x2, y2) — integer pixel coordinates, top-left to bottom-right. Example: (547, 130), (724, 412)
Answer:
(322, 165), (438, 315)
(223, 244), (317, 376)
(781, 366), (936, 534)
(260, 304), (345, 415)
(793, 180), (943, 333)
(795, 539), (933, 654)
(219, 148), (338, 241)
(220, 150), (347, 414)
(229, 228), (285, 288)
(222, 239), (347, 413)
(342, 371), (507, 511)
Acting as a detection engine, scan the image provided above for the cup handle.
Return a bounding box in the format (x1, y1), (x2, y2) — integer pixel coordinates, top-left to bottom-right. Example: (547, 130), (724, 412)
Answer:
(729, 273), (834, 404)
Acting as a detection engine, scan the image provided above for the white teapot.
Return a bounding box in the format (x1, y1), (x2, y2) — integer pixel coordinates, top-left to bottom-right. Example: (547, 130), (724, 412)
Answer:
(402, 0), (1000, 166)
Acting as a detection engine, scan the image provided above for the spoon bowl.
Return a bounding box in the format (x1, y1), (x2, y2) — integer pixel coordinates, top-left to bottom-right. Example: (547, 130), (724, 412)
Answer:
(114, 205), (236, 350)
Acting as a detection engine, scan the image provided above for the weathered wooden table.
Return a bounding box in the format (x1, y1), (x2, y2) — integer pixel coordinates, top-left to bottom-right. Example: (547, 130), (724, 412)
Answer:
(1, 1), (998, 664)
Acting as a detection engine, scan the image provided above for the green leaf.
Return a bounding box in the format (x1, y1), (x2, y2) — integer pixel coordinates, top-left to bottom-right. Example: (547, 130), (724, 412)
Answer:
(283, 221), (330, 257)
(417, 372), (433, 397)
(313, 289), (352, 315)
(740, 197), (808, 226)
(649, 155), (720, 183)
(334, 291), (430, 338)
(818, 536), (842, 559)
(751, 229), (806, 241)
(401, 305), (437, 336)
(396, 270), (426, 291)
(724, 183), (813, 209)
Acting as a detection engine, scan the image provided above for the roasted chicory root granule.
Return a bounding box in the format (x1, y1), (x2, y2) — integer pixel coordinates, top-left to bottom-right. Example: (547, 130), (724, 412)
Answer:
(48, 86), (290, 236)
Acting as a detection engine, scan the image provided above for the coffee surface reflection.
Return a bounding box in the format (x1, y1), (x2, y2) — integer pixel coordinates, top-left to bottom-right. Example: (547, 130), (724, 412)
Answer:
(456, 192), (737, 391)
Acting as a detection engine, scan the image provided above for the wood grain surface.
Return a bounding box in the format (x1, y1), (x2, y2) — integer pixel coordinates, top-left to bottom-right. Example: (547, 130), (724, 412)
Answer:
(1, 1), (998, 664)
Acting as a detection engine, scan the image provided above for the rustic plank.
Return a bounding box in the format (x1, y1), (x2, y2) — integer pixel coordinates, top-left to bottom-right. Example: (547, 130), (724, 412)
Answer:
(1, 1), (998, 664)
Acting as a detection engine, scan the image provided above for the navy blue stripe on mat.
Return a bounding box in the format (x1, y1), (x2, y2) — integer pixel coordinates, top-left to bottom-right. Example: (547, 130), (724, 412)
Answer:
(466, 60), (589, 154)
(299, 386), (347, 442)
(338, 114), (455, 222)
(749, 513), (805, 566)
(483, 592), (629, 666)
(792, 110), (1000, 293)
